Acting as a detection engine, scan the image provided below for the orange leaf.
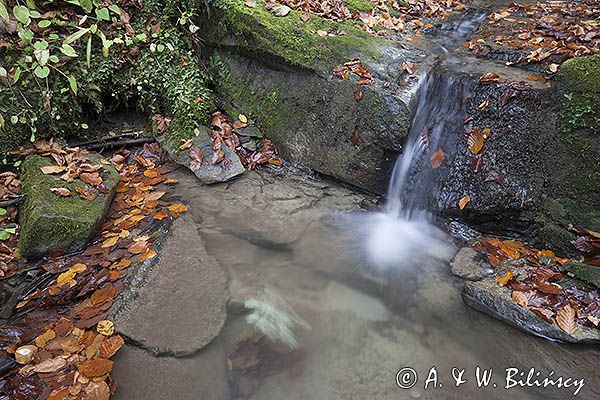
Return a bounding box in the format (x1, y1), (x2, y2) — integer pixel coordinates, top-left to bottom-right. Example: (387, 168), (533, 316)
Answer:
(468, 129), (484, 154)
(144, 169), (158, 178)
(459, 195), (470, 210)
(99, 335), (125, 358)
(496, 271), (515, 286)
(101, 236), (119, 248)
(511, 291), (528, 308)
(91, 285), (116, 307)
(430, 149), (445, 169)
(128, 240), (147, 255)
(137, 249), (157, 262)
(153, 210), (169, 220)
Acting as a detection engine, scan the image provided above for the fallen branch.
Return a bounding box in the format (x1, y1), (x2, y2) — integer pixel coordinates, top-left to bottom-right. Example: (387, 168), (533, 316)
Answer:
(0, 196), (25, 208)
(82, 137), (155, 150)
(73, 130), (146, 148)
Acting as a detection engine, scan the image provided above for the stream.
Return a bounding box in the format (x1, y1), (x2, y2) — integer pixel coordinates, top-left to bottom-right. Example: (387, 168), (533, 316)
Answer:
(159, 167), (599, 400)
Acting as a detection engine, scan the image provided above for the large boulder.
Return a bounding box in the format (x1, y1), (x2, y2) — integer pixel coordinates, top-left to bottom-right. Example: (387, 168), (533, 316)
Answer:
(18, 155), (119, 259)
(199, 0), (424, 193)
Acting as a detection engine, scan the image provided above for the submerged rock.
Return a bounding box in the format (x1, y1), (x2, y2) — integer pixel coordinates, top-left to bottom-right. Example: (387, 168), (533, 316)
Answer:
(18, 155), (119, 259)
(111, 215), (229, 356)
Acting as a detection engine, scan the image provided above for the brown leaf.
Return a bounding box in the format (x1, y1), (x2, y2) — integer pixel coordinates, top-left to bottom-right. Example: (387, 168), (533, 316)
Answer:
(50, 187), (71, 197)
(189, 147), (203, 172)
(33, 357), (67, 373)
(99, 335), (125, 358)
(79, 358), (114, 378)
(91, 285), (116, 307)
(83, 381), (110, 400)
(350, 130), (360, 148)
(479, 73), (500, 84)
(556, 303), (577, 335)
(353, 90), (363, 102)
(401, 61), (416, 74)
(458, 195), (470, 210)
(511, 291), (528, 308)
(430, 149), (445, 169)
(80, 172), (103, 187)
(75, 186), (96, 201)
(40, 165), (67, 175)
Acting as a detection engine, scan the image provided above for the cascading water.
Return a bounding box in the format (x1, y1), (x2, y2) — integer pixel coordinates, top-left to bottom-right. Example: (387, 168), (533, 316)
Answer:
(343, 12), (486, 271)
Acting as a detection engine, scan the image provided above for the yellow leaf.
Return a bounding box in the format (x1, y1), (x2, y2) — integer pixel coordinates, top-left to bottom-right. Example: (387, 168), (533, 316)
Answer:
(238, 114), (248, 124)
(468, 129), (484, 154)
(97, 320), (115, 336)
(69, 263), (87, 273)
(496, 270), (515, 286)
(57, 269), (76, 284)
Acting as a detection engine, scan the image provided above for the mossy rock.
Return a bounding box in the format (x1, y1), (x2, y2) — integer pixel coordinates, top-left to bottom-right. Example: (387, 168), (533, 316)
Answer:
(200, 0), (393, 73)
(18, 154), (120, 259)
(565, 261), (600, 290)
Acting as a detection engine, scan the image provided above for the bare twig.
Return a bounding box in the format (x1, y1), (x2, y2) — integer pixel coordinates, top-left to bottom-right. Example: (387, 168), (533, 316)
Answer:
(0, 196), (25, 208)
(82, 137), (155, 151)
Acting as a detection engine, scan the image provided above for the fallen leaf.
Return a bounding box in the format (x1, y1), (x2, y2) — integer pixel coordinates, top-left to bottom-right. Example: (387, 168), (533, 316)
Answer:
(97, 320), (115, 336)
(91, 285), (116, 307)
(459, 195), (470, 210)
(79, 358), (114, 378)
(167, 203), (188, 218)
(467, 129), (484, 154)
(50, 187), (72, 197)
(350, 130), (360, 148)
(496, 271), (515, 286)
(153, 210), (169, 220)
(35, 329), (56, 348)
(179, 139), (193, 151)
(401, 61), (416, 74)
(430, 149), (445, 169)
(80, 172), (103, 186)
(83, 381), (110, 400)
(40, 165), (67, 174)
(556, 303), (577, 335)
(128, 240), (148, 255)
(99, 335), (125, 358)
(101, 236), (119, 248)
(353, 90), (363, 101)
(33, 357), (67, 373)
(479, 72), (500, 84)
(512, 291), (528, 308)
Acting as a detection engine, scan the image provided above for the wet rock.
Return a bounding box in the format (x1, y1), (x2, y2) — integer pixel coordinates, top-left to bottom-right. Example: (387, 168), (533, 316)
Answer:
(112, 342), (229, 400)
(161, 134), (245, 184)
(565, 261), (600, 290)
(111, 214), (228, 356)
(463, 267), (600, 344)
(18, 154), (119, 259)
(197, 0), (427, 193)
(450, 247), (492, 281)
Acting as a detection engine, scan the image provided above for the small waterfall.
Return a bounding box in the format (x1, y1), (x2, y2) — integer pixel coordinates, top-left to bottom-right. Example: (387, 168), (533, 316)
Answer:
(340, 12), (486, 271)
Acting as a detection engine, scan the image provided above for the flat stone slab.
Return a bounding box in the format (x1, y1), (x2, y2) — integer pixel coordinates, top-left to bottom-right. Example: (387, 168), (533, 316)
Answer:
(112, 343), (229, 400)
(112, 214), (228, 356)
(463, 271), (600, 344)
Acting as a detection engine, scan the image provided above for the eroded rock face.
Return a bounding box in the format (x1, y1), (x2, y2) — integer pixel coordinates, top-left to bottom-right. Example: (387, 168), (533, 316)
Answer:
(451, 247), (493, 281)
(18, 155), (119, 259)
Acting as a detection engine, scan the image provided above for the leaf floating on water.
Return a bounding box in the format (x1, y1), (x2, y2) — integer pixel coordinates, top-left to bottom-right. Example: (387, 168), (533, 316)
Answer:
(430, 149), (445, 169)
(479, 72), (500, 84)
(99, 335), (125, 358)
(496, 270), (515, 286)
(458, 195), (470, 210)
(556, 303), (577, 335)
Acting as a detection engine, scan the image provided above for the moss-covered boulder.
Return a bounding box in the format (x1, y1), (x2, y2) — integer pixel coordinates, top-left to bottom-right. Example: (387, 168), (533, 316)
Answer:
(18, 155), (120, 259)
(198, 0), (425, 192)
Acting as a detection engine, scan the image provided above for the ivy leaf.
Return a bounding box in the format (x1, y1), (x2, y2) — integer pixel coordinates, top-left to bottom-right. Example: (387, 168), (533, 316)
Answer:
(34, 48), (50, 66)
(0, 0), (9, 23)
(79, 0), (93, 13)
(13, 5), (31, 25)
(34, 65), (50, 79)
(13, 67), (21, 83)
(0, 66), (6, 78)
(63, 27), (90, 45)
(0, 208), (6, 216)
(60, 43), (78, 57)
(68, 75), (78, 94)
(0, 229), (10, 240)
(38, 19), (51, 28)
(95, 7), (109, 21)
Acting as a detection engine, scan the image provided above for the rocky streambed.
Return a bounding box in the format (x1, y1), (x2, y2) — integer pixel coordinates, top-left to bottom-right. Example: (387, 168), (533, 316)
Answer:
(108, 167), (600, 400)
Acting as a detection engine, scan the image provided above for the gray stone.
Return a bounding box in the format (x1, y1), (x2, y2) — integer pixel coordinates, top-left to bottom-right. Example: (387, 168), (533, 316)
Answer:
(18, 154), (119, 259)
(112, 214), (229, 356)
(463, 268), (600, 344)
(450, 247), (493, 281)
(112, 342), (229, 400)
(161, 134), (245, 184)
(565, 261), (600, 290)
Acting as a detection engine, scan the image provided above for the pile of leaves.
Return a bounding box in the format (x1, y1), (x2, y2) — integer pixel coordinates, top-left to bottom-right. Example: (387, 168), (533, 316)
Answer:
(473, 236), (600, 336)
(0, 141), (188, 398)
(332, 59), (373, 84)
(570, 227), (600, 267)
(260, 0), (466, 37)
(182, 112), (283, 172)
(464, 1), (600, 69)
(0, 171), (20, 279)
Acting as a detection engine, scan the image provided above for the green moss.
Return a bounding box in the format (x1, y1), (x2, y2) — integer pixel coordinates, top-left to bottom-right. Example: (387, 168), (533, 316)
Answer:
(565, 261), (600, 290)
(344, 0), (374, 13)
(204, 0), (388, 72)
(18, 155), (120, 259)
(558, 55), (600, 136)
